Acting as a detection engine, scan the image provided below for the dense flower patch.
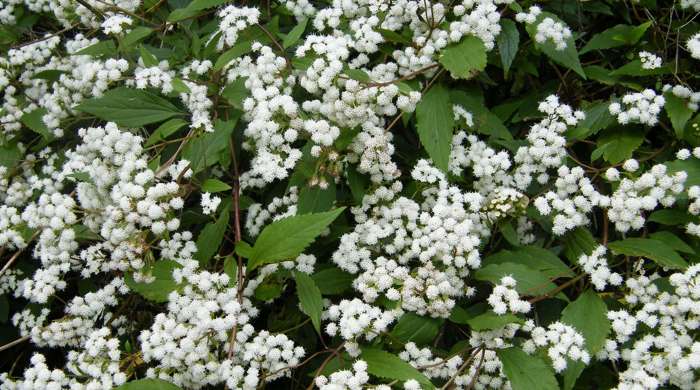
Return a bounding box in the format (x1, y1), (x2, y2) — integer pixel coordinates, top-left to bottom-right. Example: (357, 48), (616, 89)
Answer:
(0, 0), (699, 389)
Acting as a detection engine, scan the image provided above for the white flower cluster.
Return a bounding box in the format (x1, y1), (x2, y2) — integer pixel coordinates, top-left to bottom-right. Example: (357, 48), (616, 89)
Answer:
(516, 6), (570, 50)
(663, 84), (700, 111)
(609, 89), (665, 126)
(0, 327), (126, 390)
(535, 17), (571, 50)
(688, 33), (700, 60)
(217, 5), (261, 50)
(639, 51), (662, 69)
(515, 5), (541, 24)
(314, 360), (370, 390)
(245, 187), (298, 237)
(201, 192), (222, 215)
(333, 160), (487, 317)
(534, 166), (610, 235)
(140, 265), (257, 388)
(400, 342), (463, 380)
(512, 95), (585, 190)
(600, 266), (700, 389)
(101, 14), (133, 35)
(605, 163), (686, 232)
(323, 299), (397, 356)
(522, 322), (590, 372)
(486, 276), (531, 315)
(680, 0), (700, 11)
(578, 246), (623, 291)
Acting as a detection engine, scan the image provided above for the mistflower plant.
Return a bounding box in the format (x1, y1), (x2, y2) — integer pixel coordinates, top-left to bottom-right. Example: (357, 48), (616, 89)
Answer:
(0, 0), (700, 389)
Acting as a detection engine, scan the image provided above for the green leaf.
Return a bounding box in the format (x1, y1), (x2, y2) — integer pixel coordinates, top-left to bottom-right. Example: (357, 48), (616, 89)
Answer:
(344, 68), (371, 83)
(201, 179), (232, 192)
(648, 231), (695, 254)
(390, 313), (443, 345)
(76, 87), (183, 127)
(311, 267), (354, 295)
(125, 260), (182, 303)
(20, 108), (52, 139)
(297, 183), (336, 214)
(195, 206), (230, 265)
(497, 347), (558, 390)
(283, 18), (308, 48)
(450, 90), (512, 140)
(561, 290), (610, 390)
(223, 255), (238, 286)
(115, 378), (182, 390)
(580, 22), (651, 54)
(667, 158), (700, 186)
(608, 238), (688, 269)
(167, 0), (228, 22)
(235, 241), (254, 258)
(32, 69), (67, 82)
(497, 19), (519, 75)
(525, 12), (585, 78)
(121, 27), (153, 49)
(610, 59), (671, 77)
(221, 77), (249, 109)
(475, 263), (557, 296)
(0, 140), (22, 170)
(483, 246), (574, 279)
(561, 290), (609, 354)
(145, 118), (188, 146)
(592, 127), (644, 163)
(215, 42), (253, 70)
(74, 40), (117, 57)
(139, 45), (158, 67)
(360, 348), (435, 389)
(499, 220), (520, 246)
(248, 208), (345, 270)
(182, 118), (239, 173)
(439, 35), (487, 79)
(665, 92), (694, 138)
(563, 227), (598, 263)
(648, 209), (697, 226)
(415, 84), (454, 172)
(346, 167), (369, 204)
(294, 271), (323, 333)
(255, 280), (284, 300)
(465, 311), (523, 331)
(567, 101), (615, 140)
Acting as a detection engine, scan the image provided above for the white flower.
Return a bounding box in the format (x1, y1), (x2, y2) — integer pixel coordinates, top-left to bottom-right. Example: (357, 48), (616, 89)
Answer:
(201, 192), (222, 215)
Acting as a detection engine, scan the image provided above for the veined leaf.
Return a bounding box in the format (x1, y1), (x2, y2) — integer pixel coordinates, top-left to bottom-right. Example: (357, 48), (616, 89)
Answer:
(665, 92), (694, 138)
(283, 18), (308, 48)
(415, 83), (454, 172)
(580, 22), (651, 54)
(311, 267), (354, 295)
(125, 260), (182, 303)
(195, 206), (230, 265)
(390, 313), (443, 345)
(474, 262), (557, 296)
(115, 379), (181, 390)
(76, 88), (183, 127)
(294, 271), (323, 333)
(248, 208), (345, 270)
(360, 348), (435, 389)
(497, 19), (519, 76)
(497, 347), (558, 390)
(439, 35), (487, 79)
(201, 178), (232, 193)
(561, 290), (610, 390)
(608, 237), (688, 270)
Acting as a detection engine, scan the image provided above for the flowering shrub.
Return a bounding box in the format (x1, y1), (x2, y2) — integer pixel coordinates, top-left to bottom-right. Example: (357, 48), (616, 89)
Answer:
(1, 0), (700, 389)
